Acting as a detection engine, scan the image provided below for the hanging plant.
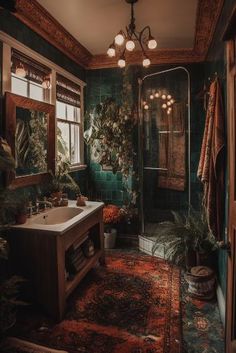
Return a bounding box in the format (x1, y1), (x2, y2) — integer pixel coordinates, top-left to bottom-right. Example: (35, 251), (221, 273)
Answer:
(84, 69), (137, 178)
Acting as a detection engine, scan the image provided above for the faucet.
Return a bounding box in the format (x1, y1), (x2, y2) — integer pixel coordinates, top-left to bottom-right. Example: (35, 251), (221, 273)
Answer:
(36, 197), (53, 211)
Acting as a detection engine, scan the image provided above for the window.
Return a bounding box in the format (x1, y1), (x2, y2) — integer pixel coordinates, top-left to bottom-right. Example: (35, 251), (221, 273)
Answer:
(11, 49), (51, 102)
(56, 74), (82, 166)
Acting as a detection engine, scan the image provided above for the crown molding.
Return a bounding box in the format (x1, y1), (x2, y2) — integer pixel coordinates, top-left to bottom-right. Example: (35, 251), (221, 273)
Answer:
(12, 0), (224, 70)
(14, 0), (92, 68)
(194, 0), (224, 57)
(87, 49), (203, 70)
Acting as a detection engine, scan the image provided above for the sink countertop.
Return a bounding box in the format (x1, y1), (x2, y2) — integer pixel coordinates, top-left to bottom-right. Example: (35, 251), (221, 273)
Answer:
(11, 200), (104, 235)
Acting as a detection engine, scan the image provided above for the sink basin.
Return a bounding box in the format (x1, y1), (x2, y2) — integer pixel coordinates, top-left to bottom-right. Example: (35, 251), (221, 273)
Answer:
(32, 207), (83, 225)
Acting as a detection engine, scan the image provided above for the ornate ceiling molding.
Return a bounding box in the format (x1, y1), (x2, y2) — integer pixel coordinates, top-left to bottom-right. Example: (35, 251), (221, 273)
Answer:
(14, 0), (92, 68)
(193, 0), (224, 57)
(13, 0), (224, 70)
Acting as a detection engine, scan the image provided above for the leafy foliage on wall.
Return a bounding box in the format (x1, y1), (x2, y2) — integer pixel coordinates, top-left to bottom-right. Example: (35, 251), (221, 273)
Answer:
(84, 69), (137, 179)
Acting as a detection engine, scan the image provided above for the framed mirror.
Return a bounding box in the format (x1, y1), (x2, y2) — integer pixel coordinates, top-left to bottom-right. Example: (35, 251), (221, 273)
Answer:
(5, 92), (55, 188)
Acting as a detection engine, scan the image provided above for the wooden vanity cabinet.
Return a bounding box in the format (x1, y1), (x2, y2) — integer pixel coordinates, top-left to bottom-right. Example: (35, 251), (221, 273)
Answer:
(8, 207), (104, 321)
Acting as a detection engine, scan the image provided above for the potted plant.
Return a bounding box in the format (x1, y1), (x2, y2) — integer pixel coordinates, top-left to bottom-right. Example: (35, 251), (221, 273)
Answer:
(103, 204), (122, 249)
(152, 205), (220, 270)
(49, 157), (81, 202)
(0, 276), (27, 338)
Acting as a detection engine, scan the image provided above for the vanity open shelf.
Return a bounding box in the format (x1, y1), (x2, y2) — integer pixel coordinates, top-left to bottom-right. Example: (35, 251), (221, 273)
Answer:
(8, 201), (104, 320)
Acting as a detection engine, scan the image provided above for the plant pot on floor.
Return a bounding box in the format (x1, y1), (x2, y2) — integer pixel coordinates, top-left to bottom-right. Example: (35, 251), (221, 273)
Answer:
(104, 228), (117, 249)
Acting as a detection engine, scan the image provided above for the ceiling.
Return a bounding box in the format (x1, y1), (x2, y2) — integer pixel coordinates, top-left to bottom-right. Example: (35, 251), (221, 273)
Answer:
(36, 0), (199, 55)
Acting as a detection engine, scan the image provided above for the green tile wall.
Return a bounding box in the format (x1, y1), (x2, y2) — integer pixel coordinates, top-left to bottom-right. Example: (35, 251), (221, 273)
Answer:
(85, 68), (132, 206)
(85, 64), (205, 211)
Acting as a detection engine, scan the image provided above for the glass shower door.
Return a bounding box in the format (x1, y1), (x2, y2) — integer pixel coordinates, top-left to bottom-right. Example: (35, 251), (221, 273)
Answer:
(140, 67), (190, 236)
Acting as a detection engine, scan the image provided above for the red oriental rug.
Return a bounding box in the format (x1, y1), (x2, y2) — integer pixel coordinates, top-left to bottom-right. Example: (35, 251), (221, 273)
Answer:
(12, 252), (182, 353)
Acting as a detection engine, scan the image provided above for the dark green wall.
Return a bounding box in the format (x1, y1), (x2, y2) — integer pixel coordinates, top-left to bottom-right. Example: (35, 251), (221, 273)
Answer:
(0, 10), (85, 81)
(204, 0), (235, 298)
(85, 68), (125, 205)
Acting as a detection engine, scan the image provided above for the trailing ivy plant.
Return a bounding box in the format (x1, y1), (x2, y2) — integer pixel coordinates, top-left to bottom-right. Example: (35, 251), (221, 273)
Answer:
(84, 69), (137, 179)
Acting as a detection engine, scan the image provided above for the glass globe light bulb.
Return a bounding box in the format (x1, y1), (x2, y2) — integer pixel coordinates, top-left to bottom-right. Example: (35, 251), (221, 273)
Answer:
(167, 101), (171, 106)
(150, 94), (154, 100)
(15, 63), (26, 78)
(143, 58), (151, 67)
(42, 79), (51, 89)
(126, 40), (135, 51)
(161, 94), (166, 100)
(162, 103), (167, 109)
(167, 94), (172, 100)
(170, 99), (175, 104)
(118, 58), (126, 68)
(148, 38), (157, 50)
(155, 92), (160, 98)
(167, 110), (171, 115)
(107, 47), (116, 57)
(115, 32), (125, 46)
(144, 104), (149, 110)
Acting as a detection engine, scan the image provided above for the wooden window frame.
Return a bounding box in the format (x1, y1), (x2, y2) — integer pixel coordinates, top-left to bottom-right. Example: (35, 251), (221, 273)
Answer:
(0, 31), (86, 170)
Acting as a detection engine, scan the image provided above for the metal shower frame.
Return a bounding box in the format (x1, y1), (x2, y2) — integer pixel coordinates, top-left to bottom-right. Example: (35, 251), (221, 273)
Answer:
(138, 66), (191, 234)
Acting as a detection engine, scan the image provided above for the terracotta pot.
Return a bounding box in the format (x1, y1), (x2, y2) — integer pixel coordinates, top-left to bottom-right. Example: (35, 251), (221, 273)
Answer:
(15, 213), (27, 225)
(51, 191), (63, 200)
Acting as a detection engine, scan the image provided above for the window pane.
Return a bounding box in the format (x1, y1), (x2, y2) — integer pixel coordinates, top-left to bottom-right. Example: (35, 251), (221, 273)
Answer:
(30, 83), (43, 101)
(56, 101), (66, 119)
(11, 75), (27, 97)
(57, 122), (70, 160)
(71, 124), (80, 164)
(67, 104), (75, 121)
(75, 107), (81, 122)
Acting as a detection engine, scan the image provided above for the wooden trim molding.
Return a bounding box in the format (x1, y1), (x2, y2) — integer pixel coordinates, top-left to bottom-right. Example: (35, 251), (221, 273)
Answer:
(14, 0), (92, 68)
(88, 49), (203, 70)
(12, 0), (224, 70)
(194, 0), (224, 57)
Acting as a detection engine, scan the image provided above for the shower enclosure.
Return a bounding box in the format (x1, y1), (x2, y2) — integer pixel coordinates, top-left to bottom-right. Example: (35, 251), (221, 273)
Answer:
(138, 67), (191, 235)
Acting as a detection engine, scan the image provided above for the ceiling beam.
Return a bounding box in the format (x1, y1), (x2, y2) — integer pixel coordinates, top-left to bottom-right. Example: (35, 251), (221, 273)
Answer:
(12, 0), (224, 70)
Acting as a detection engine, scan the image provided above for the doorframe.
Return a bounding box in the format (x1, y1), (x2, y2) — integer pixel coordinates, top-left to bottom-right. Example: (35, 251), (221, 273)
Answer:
(223, 5), (236, 353)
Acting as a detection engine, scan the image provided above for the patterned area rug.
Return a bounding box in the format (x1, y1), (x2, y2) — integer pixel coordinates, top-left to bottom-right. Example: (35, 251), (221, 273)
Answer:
(11, 252), (182, 353)
(181, 276), (225, 353)
(0, 337), (68, 353)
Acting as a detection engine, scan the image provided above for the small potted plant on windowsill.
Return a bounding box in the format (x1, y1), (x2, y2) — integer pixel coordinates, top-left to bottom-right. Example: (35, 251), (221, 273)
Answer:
(49, 157), (82, 205)
(103, 204), (122, 249)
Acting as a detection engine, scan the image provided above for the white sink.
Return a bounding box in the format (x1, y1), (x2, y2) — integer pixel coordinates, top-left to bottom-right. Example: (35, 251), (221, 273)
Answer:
(32, 207), (83, 225)
(12, 201), (104, 234)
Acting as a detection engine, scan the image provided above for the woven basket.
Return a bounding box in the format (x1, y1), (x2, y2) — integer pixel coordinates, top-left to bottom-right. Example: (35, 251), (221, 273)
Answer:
(184, 266), (216, 300)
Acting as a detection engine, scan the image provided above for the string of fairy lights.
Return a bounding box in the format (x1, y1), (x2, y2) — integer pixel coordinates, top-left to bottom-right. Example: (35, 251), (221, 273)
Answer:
(143, 90), (175, 115)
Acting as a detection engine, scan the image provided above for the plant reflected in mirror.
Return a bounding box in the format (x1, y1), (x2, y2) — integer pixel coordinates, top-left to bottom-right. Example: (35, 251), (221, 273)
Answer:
(15, 108), (48, 177)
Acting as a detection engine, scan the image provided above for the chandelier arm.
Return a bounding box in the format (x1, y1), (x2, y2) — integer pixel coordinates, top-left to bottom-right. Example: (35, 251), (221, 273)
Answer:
(133, 31), (147, 56)
(139, 25), (151, 41)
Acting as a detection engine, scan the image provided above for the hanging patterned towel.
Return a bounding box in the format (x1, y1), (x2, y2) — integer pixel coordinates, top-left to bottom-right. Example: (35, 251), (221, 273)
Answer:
(158, 102), (186, 191)
(197, 78), (225, 239)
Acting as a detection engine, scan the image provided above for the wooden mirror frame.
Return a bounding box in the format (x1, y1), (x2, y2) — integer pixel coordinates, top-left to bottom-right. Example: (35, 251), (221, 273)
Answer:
(5, 92), (55, 189)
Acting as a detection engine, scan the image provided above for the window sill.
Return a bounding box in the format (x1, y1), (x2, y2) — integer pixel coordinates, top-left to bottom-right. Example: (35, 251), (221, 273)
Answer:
(69, 164), (87, 172)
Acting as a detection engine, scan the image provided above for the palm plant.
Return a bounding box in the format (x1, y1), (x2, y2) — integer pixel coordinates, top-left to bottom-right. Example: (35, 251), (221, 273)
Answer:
(152, 206), (219, 269)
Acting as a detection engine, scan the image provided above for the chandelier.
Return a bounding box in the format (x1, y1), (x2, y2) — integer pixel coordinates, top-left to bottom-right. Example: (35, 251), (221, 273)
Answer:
(107, 0), (157, 68)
